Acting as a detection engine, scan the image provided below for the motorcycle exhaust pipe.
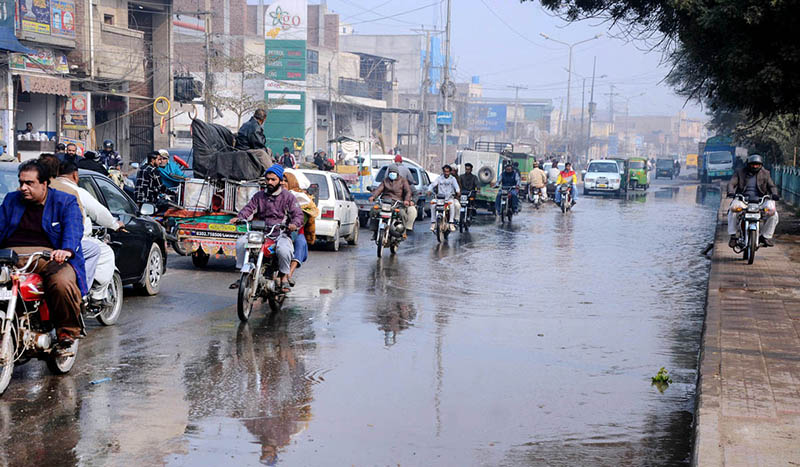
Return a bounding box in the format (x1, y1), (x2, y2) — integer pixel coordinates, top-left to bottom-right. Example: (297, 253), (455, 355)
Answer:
(23, 329), (52, 351)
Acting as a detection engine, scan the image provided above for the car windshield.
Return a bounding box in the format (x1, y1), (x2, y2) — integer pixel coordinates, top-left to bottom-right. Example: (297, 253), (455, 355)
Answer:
(0, 169), (18, 203)
(656, 160), (673, 168)
(304, 173), (329, 200)
(588, 162), (618, 173)
(707, 151), (732, 164)
(629, 161), (646, 169)
(374, 166), (419, 184)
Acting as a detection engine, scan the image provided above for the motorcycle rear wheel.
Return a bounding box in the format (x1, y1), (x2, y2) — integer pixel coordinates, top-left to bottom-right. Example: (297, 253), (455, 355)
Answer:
(96, 271), (123, 326)
(747, 230), (757, 265)
(46, 340), (78, 375)
(237, 271), (257, 322)
(459, 212), (465, 233)
(0, 324), (14, 395)
(506, 202), (513, 222)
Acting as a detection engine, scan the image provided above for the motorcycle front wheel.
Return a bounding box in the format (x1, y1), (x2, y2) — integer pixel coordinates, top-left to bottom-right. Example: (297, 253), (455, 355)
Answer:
(747, 229), (758, 265)
(376, 226), (385, 258)
(46, 339), (78, 375)
(459, 211), (465, 233)
(506, 201), (513, 222)
(237, 271), (257, 322)
(0, 322), (15, 395)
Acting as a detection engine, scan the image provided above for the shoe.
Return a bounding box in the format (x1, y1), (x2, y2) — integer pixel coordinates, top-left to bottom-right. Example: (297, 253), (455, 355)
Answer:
(571, 200), (576, 206)
(287, 277), (296, 287)
(449, 224), (456, 232)
(229, 281), (239, 289)
(728, 235), (738, 248)
(761, 236), (775, 247)
(56, 336), (75, 349)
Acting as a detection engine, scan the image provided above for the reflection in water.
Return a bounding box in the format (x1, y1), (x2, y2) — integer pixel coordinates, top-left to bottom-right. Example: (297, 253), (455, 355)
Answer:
(367, 257), (418, 346)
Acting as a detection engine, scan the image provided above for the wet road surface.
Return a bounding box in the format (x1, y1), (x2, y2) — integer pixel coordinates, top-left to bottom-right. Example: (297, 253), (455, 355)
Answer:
(0, 175), (720, 466)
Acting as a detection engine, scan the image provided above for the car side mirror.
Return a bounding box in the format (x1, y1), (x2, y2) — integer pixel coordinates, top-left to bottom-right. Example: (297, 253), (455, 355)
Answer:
(140, 203), (155, 216)
(130, 162), (140, 170)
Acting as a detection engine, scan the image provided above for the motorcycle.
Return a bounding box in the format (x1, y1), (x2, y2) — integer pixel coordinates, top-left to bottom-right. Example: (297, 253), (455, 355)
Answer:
(528, 185), (544, 209)
(497, 187), (515, 223)
(0, 250), (82, 396)
(432, 194), (453, 243)
(84, 227), (124, 326)
(558, 183), (573, 213)
(374, 198), (405, 258)
(459, 190), (476, 233)
(236, 222), (288, 322)
(730, 194), (774, 265)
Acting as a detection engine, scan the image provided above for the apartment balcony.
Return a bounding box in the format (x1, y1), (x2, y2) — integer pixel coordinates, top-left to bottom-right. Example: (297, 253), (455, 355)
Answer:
(338, 77), (393, 101)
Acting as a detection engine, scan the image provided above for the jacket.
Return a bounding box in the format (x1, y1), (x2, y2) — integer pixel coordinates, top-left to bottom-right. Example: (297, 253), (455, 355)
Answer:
(237, 187), (304, 227)
(235, 117), (266, 150)
(372, 177), (412, 203)
(528, 168), (547, 188)
(0, 189), (88, 295)
(556, 170), (577, 185)
(58, 177), (120, 237)
(78, 158), (109, 176)
(727, 167), (778, 198)
(428, 174), (460, 198)
(499, 170), (520, 188)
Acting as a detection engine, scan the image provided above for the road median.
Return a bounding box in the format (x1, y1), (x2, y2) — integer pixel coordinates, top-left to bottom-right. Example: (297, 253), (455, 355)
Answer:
(693, 197), (800, 466)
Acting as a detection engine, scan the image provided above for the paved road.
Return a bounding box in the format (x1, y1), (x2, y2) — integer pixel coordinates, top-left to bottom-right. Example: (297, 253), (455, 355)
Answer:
(0, 175), (720, 466)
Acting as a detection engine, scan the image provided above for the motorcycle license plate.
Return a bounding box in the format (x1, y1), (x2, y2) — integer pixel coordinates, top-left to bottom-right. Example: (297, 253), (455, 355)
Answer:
(0, 288), (12, 300)
(745, 213), (760, 220)
(380, 213), (391, 218)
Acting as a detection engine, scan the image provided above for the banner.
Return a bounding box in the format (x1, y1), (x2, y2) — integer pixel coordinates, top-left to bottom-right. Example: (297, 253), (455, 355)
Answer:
(61, 136), (85, 156)
(264, 0), (307, 41)
(50, 0), (75, 38)
(63, 91), (89, 130)
(467, 104), (507, 132)
(10, 47), (68, 74)
(19, 0), (51, 35)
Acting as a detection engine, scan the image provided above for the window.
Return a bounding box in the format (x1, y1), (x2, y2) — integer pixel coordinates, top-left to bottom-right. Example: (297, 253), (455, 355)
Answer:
(407, 168), (420, 185)
(333, 178), (345, 200)
(0, 170), (19, 203)
(77, 176), (101, 200)
(307, 49), (319, 75)
(104, 14), (114, 25)
(341, 181), (354, 201)
(94, 177), (136, 216)
(708, 151), (732, 165)
(304, 173), (329, 200)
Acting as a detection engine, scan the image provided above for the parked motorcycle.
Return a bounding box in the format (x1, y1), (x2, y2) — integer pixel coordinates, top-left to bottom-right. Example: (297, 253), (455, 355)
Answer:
(730, 194), (773, 265)
(498, 188), (514, 223)
(432, 194), (452, 243)
(459, 190), (476, 233)
(236, 222), (287, 322)
(375, 198), (405, 258)
(0, 250), (82, 396)
(558, 183), (573, 213)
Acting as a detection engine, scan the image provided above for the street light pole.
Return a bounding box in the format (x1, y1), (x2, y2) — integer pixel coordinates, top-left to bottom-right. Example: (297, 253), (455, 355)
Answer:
(540, 33), (601, 161)
(508, 84), (527, 143)
(441, 0), (452, 167)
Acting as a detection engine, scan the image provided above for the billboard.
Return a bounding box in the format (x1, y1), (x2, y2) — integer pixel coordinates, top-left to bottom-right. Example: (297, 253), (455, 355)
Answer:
(50, 0), (75, 38)
(265, 40), (306, 81)
(467, 104), (507, 132)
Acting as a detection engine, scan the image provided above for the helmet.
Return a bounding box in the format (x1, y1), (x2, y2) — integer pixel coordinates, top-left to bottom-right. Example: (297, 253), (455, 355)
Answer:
(747, 154), (764, 165)
(394, 155), (402, 163)
(103, 139), (114, 150)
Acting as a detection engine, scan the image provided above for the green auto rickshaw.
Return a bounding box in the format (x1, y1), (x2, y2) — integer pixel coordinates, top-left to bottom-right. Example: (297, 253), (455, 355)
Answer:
(626, 157), (650, 190)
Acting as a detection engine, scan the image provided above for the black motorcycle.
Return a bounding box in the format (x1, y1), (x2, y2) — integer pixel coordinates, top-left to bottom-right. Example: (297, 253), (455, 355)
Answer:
(375, 198), (406, 257)
(458, 190), (476, 233)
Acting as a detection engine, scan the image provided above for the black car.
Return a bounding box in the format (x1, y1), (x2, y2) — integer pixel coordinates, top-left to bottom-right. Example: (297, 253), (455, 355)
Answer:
(78, 170), (167, 295)
(0, 163), (167, 296)
(655, 159), (676, 179)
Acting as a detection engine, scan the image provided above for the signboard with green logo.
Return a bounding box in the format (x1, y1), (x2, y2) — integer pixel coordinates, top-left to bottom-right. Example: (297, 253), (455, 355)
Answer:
(265, 40), (306, 81)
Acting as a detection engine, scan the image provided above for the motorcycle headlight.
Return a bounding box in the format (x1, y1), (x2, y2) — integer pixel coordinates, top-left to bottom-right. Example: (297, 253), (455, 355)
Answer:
(247, 231), (264, 244)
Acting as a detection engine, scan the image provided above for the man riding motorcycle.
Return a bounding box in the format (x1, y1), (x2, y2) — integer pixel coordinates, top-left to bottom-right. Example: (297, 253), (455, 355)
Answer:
(495, 163), (520, 214)
(458, 163), (479, 194)
(0, 160), (87, 347)
(555, 162), (578, 206)
(427, 165), (461, 232)
(528, 161), (548, 201)
(727, 154), (780, 247)
(369, 166), (417, 239)
(231, 164), (303, 292)
(99, 140), (122, 170)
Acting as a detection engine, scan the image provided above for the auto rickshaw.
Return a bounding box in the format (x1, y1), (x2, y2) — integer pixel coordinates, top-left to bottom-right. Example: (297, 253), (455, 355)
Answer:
(626, 157), (650, 190)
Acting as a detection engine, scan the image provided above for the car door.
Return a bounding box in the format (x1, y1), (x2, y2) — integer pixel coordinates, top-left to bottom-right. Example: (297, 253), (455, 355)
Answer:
(331, 176), (348, 230)
(87, 175), (151, 282)
(340, 181), (358, 228)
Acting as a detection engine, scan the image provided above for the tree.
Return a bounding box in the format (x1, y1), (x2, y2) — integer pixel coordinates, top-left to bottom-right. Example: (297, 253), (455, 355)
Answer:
(207, 54), (284, 129)
(530, 1), (800, 121)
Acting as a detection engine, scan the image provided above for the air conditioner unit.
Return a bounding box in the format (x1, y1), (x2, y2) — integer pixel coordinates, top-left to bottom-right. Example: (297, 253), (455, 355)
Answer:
(317, 117), (328, 128)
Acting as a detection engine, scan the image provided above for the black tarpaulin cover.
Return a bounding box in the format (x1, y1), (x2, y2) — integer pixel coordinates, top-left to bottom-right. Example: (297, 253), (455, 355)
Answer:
(191, 118), (266, 180)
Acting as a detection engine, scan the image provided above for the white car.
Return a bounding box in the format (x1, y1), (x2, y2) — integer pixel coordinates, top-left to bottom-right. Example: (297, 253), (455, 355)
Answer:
(582, 159), (622, 194)
(299, 169), (360, 251)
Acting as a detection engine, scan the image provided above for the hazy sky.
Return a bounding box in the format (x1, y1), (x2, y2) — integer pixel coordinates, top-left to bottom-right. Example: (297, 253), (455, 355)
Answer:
(317, 0), (707, 120)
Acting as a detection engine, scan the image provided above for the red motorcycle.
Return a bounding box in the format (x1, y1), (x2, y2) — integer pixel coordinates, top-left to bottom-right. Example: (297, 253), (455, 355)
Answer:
(0, 249), (82, 396)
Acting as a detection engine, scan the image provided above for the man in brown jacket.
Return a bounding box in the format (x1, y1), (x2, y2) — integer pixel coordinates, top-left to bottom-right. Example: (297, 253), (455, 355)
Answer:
(368, 166), (418, 238)
(726, 154), (780, 247)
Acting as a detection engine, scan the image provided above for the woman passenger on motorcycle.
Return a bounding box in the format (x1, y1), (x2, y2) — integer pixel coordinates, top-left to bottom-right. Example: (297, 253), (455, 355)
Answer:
(282, 172), (319, 286)
(555, 162), (578, 206)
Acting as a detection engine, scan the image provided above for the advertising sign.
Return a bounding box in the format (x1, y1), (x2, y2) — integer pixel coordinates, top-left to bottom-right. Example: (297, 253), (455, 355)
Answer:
(63, 91), (89, 130)
(467, 104), (507, 132)
(264, 0), (307, 41)
(50, 0), (75, 38)
(436, 111), (453, 126)
(19, 0), (51, 35)
(10, 48), (68, 74)
(265, 40), (306, 81)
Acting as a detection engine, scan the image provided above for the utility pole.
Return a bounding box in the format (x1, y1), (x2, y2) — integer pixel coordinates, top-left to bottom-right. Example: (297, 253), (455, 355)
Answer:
(412, 28), (442, 164)
(540, 33), (601, 161)
(508, 84), (527, 143)
(587, 57), (597, 160)
(608, 84), (617, 124)
(441, 0), (452, 167)
(328, 59), (333, 144)
(204, 9), (213, 122)
(580, 78), (585, 160)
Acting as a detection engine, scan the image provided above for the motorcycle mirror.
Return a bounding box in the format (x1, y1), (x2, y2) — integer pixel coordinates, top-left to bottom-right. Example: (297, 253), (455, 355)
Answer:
(140, 203), (156, 216)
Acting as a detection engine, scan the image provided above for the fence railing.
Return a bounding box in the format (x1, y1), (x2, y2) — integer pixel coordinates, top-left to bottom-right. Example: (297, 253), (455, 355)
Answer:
(771, 165), (800, 207)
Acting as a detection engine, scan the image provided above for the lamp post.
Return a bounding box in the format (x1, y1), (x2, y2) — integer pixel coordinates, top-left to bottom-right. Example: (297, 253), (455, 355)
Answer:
(540, 33), (602, 161)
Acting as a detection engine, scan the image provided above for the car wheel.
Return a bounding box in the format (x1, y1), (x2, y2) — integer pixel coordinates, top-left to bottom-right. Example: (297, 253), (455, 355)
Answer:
(347, 219), (359, 245)
(134, 243), (163, 296)
(328, 225), (340, 251)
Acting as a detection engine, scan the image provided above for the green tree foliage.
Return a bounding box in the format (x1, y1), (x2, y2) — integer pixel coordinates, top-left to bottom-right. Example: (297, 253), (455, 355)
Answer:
(531, 0), (800, 162)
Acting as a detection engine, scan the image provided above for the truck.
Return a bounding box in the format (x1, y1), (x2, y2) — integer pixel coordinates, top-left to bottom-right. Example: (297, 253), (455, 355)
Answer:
(454, 142), (513, 212)
(698, 135), (735, 183)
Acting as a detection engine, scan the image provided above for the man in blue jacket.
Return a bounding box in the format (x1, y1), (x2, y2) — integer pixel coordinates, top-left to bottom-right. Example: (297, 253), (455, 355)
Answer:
(0, 160), (86, 346)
